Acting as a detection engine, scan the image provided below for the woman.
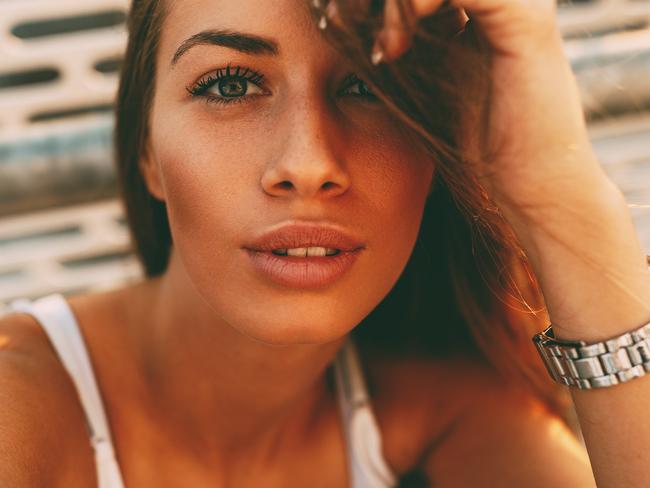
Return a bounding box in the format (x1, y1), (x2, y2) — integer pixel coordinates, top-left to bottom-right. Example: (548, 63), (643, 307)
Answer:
(1, 0), (648, 486)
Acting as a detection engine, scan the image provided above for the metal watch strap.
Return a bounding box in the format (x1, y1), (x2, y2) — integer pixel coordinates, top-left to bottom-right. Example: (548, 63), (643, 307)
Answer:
(533, 320), (650, 390)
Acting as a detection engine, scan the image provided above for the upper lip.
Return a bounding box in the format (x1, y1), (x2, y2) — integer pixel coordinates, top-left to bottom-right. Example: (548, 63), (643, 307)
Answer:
(244, 222), (366, 252)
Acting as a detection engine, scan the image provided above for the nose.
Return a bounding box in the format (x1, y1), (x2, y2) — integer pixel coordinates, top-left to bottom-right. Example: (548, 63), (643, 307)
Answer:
(260, 97), (351, 200)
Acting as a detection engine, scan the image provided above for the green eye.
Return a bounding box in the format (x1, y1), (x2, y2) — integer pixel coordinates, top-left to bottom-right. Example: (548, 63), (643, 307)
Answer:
(187, 64), (266, 106)
(211, 76), (265, 99)
(218, 78), (247, 97)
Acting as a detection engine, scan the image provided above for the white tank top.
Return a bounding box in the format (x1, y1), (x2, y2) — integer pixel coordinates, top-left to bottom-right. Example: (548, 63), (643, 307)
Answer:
(6, 293), (396, 488)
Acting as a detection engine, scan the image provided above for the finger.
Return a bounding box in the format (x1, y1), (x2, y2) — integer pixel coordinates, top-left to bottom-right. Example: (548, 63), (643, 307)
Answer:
(375, 0), (460, 63)
(376, 0), (419, 62)
(325, 1), (343, 29)
(410, 0), (448, 17)
(310, 0), (344, 32)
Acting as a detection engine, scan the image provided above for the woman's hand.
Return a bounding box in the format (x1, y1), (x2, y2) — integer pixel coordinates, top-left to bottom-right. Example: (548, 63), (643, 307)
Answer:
(326, 0), (650, 337)
(325, 5), (650, 484)
(352, 4), (650, 487)
(372, 0), (612, 215)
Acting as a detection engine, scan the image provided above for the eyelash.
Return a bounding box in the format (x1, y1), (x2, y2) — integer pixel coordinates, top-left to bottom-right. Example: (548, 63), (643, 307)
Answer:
(186, 64), (377, 106)
(186, 64), (265, 106)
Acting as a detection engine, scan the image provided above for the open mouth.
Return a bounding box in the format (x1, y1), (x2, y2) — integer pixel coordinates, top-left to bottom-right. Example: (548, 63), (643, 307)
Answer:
(243, 223), (365, 288)
(270, 247), (342, 257)
(244, 247), (362, 288)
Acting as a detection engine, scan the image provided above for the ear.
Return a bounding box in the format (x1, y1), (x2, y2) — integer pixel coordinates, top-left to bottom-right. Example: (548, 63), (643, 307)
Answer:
(139, 140), (166, 202)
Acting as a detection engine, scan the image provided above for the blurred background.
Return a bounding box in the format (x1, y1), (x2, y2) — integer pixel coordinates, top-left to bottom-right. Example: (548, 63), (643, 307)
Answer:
(0, 0), (649, 307)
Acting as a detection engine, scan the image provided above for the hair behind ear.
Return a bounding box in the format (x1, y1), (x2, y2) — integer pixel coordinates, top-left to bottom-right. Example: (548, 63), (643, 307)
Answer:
(114, 0), (172, 277)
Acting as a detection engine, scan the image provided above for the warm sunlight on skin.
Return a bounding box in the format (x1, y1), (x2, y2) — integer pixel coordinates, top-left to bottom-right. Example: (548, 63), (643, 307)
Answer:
(141, 0), (436, 345)
(0, 335), (10, 349)
(546, 418), (590, 461)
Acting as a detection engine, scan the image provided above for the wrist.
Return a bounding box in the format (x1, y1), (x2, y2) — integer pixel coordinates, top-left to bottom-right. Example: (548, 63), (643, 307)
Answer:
(498, 176), (650, 340)
(497, 174), (633, 267)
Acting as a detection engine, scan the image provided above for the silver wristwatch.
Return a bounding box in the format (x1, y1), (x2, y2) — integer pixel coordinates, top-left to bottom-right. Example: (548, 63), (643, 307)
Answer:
(533, 320), (650, 390)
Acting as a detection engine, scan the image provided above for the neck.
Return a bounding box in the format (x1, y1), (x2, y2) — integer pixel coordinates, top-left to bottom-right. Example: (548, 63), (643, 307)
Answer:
(134, 251), (345, 458)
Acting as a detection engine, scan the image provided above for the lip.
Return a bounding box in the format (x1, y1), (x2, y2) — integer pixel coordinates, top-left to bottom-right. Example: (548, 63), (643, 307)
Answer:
(243, 222), (366, 289)
(244, 222), (365, 252)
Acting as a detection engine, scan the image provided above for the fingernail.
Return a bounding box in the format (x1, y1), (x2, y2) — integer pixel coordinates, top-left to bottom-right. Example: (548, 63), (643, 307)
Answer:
(326, 1), (338, 19)
(371, 37), (385, 65)
(318, 15), (328, 30)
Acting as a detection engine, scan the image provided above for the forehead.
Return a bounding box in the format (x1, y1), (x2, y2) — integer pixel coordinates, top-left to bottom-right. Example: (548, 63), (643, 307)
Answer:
(160, 0), (322, 62)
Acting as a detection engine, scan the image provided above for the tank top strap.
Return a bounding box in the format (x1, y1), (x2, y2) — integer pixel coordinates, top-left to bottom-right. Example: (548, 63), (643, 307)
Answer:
(334, 340), (397, 488)
(5, 295), (394, 488)
(9, 294), (125, 488)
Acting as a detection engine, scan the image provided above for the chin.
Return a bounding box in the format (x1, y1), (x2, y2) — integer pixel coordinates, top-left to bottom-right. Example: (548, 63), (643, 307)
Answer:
(229, 309), (361, 346)
(176, 244), (400, 347)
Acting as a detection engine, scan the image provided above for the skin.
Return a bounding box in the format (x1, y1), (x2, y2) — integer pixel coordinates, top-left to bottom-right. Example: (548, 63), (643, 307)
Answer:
(366, 0), (650, 486)
(2, 0), (647, 486)
(144, 0), (435, 348)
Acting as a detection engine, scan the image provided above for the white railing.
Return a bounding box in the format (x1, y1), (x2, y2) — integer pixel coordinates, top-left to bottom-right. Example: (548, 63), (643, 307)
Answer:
(558, 0), (650, 38)
(0, 0), (128, 139)
(0, 200), (141, 303)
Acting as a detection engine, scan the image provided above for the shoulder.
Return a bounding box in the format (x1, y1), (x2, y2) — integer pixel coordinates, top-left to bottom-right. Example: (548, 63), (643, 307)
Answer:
(369, 353), (596, 486)
(0, 311), (95, 487)
(366, 353), (483, 475)
(421, 359), (597, 487)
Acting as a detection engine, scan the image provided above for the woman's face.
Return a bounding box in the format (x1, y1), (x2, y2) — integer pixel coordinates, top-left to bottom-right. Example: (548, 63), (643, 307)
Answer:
(143, 0), (435, 344)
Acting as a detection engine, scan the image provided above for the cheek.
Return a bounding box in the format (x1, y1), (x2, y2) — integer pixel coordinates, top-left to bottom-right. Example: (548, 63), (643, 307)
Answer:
(150, 114), (260, 243)
(153, 110), (433, 262)
(352, 127), (435, 269)
(148, 109), (434, 345)
(147, 118), (258, 306)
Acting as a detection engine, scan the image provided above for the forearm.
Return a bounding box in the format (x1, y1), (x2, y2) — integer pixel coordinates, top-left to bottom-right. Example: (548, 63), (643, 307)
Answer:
(501, 172), (650, 487)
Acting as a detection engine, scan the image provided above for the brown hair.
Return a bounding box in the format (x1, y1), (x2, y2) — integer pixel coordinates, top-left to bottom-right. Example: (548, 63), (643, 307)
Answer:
(115, 0), (571, 431)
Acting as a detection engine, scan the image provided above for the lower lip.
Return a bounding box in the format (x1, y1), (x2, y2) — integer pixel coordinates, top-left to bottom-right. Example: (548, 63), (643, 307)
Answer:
(244, 249), (362, 289)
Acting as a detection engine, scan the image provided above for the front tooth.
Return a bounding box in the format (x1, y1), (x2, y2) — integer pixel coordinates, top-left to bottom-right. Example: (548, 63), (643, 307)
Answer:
(287, 247), (308, 257)
(307, 247), (326, 257)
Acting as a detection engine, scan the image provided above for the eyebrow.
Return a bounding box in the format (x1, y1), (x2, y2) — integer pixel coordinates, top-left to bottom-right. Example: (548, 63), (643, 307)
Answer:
(171, 30), (279, 66)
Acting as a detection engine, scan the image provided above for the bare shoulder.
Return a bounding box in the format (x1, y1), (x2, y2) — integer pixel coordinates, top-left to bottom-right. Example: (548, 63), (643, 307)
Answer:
(0, 311), (96, 487)
(368, 354), (596, 486)
(366, 353), (482, 475)
(421, 359), (597, 487)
